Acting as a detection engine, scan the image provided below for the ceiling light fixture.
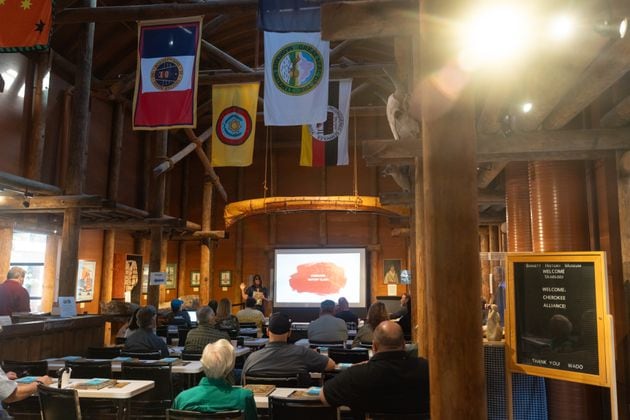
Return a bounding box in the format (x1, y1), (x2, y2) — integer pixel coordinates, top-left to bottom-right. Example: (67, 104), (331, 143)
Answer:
(594, 17), (628, 38)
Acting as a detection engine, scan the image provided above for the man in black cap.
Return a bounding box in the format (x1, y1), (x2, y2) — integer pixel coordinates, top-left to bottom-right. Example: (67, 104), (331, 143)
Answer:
(241, 312), (335, 382)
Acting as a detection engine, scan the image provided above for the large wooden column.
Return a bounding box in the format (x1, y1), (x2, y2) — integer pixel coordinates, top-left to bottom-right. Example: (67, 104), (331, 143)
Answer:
(100, 101), (125, 319)
(58, 0), (95, 298)
(148, 131), (167, 308)
(41, 235), (59, 312)
(413, 157), (428, 357)
(420, 1), (486, 418)
(0, 228), (12, 281)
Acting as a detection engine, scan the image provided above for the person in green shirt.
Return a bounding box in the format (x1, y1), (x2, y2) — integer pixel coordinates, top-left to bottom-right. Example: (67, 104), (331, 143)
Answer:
(173, 339), (257, 419)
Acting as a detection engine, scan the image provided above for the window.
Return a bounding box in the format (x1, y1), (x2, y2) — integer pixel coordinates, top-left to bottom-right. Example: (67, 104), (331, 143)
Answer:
(10, 231), (47, 312)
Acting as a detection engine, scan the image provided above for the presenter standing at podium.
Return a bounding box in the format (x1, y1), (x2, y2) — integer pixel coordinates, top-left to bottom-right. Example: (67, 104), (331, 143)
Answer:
(240, 274), (268, 313)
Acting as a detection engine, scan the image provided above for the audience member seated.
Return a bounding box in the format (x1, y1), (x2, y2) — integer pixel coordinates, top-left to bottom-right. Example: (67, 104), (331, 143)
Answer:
(236, 298), (265, 336)
(166, 299), (192, 329)
(173, 339), (257, 420)
(216, 298), (240, 333)
(0, 366), (52, 418)
(308, 300), (348, 343)
(116, 306), (141, 339)
(184, 306), (230, 354)
(321, 321), (429, 419)
(208, 300), (219, 318)
(242, 312), (335, 380)
(124, 305), (169, 357)
(352, 302), (389, 348)
(390, 293), (412, 338)
(334, 297), (358, 325)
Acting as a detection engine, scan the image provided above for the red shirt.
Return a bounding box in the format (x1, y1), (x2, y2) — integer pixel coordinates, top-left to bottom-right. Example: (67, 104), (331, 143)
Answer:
(0, 279), (30, 315)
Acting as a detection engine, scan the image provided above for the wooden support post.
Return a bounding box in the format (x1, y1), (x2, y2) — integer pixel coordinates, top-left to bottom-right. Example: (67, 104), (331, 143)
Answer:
(413, 156), (428, 357)
(26, 51), (51, 181)
(148, 131), (167, 309)
(58, 0), (95, 299)
(41, 235), (59, 312)
(0, 228), (12, 283)
(177, 241), (187, 298)
(319, 168), (327, 246)
(101, 100), (124, 342)
(130, 234), (144, 304)
(184, 128), (227, 201)
(235, 168), (244, 295)
(101, 230), (115, 342)
(420, 0), (486, 418)
(199, 139), (213, 304)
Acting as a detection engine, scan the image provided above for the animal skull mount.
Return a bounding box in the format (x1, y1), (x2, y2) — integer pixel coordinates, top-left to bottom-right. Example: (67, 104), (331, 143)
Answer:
(381, 164), (411, 193)
(384, 68), (419, 141)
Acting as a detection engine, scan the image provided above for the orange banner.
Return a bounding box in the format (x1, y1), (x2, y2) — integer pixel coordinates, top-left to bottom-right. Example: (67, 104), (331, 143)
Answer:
(0, 0), (53, 51)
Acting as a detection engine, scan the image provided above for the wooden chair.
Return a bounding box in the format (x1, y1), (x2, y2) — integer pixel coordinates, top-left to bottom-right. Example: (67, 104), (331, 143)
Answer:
(38, 384), (82, 420)
(327, 348), (369, 364)
(121, 361), (173, 419)
(66, 360), (112, 378)
(268, 396), (339, 420)
(87, 346), (122, 359)
(178, 327), (190, 344)
(166, 409), (244, 419)
(120, 350), (162, 360)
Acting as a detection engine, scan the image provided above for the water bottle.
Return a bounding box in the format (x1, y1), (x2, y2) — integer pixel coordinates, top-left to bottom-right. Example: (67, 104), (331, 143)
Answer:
(57, 367), (72, 388)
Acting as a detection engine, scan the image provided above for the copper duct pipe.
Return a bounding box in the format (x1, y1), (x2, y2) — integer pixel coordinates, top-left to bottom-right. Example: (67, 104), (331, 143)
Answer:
(528, 161), (589, 252)
(506, 162), (532, 252)
(527, 160), (601, 420)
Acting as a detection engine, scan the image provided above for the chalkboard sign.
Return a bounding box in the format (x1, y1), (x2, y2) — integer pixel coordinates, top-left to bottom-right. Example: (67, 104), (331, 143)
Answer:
(506, 252), (610, 386)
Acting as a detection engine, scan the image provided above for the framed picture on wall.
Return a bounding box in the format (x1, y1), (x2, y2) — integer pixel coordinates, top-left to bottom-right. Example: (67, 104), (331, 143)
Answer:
(220, 270), (232, 287)
(383, 259), (401, 284)
(165, 263), (177, 289)
(190, 271), (200, 287)
(76, 260), (96, 302)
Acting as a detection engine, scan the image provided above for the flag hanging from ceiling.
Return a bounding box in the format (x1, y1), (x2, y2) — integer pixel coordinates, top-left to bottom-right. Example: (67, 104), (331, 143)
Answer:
(0, 0), (53, 52)
(300, 79), (352, 167)
(132, 17), (202, 130)
(211, 82), (260, 167)
(258, 0), (321, 32)
(264, 31), (329, 126)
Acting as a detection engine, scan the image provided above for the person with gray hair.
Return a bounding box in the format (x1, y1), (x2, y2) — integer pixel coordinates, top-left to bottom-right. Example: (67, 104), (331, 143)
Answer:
(0, 266), (30, 316)
(321, 321), (429, 418)
(123, 305), (169, 357)
(184, 306), (230, 353)
(308, 299), (348, 342)
(173, 339), (257, 419)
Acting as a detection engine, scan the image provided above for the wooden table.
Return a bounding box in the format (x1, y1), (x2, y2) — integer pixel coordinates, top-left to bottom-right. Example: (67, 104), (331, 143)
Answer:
(53, 378), (154, 420)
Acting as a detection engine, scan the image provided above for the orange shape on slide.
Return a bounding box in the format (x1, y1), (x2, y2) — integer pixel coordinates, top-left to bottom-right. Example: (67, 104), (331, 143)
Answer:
(289, 262), (347, 295)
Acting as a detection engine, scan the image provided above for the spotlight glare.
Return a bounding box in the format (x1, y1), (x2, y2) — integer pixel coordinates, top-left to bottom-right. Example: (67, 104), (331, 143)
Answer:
(522, 102), (533, 113)
(620, 18), (628, 38)
(549, 15), (575, 41)
(459, 5), (531, 69)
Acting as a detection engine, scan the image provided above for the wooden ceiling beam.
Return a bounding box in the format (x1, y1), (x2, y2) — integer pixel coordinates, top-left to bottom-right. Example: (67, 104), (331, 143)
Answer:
(198, 62), (395, 85)
(0, 195), (105, 211)
(321, 0), (419, 40)
(512, 33), (607, 131)
(600, 95), (630, 128)
(362, 128), (630, 164)
(544, 38), (630, 129)
(0, 172), (62, 195)
(56, 0), (257, 24)
(81, 217), (192, 230)
(477, 162), (507, 189)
